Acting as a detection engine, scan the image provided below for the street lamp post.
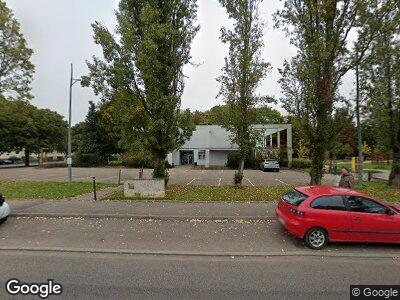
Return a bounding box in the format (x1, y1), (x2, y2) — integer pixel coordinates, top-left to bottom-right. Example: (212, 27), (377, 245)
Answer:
(68, 64), (81, 183)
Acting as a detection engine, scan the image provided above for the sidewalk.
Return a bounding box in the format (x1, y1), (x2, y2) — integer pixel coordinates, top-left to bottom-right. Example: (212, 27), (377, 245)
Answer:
(9, 199), (277, 220)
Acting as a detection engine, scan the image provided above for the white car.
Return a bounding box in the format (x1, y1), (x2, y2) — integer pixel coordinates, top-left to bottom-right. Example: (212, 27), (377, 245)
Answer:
(0, 195), (10, 223)
(260, 159), (280, 172)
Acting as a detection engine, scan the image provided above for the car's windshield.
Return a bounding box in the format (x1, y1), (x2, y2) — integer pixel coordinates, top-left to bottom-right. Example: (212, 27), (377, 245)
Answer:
(283, 189), (308, 206)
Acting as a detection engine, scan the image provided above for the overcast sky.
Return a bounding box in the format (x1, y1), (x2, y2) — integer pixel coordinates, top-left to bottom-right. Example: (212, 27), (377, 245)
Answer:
(5, 0), (353, 124)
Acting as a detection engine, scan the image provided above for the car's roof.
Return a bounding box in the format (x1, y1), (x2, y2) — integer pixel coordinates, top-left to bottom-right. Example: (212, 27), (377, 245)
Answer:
(296, 185), (368, 198)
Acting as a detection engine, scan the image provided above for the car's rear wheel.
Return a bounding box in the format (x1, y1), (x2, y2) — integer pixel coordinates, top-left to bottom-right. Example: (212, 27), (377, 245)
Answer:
(305, 228), (328, 250)
(0, 217), (8, 224)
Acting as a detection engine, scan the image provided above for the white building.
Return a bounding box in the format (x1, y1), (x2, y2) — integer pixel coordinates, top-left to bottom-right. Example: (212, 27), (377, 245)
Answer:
(167, 124), (293, 168)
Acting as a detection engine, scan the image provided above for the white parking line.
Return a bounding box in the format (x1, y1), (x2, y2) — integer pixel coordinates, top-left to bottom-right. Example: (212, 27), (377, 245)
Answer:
(275, 179), (286, 184)
(220, 170), (224, 173)
(246, 178), (255, 187)
(218, 178), (222, 186)
(186, 178), (196, 186)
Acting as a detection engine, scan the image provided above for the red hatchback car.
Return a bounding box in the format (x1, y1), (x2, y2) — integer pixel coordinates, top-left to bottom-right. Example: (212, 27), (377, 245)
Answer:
(276, 185), (400, 249)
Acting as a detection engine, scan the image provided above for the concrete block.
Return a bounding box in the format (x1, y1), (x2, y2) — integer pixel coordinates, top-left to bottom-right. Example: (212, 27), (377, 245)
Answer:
(124, 179), (165, 198)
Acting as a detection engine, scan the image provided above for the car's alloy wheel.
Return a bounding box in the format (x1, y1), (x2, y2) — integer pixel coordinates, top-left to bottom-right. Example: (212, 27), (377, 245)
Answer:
(305, 228), (328, 250)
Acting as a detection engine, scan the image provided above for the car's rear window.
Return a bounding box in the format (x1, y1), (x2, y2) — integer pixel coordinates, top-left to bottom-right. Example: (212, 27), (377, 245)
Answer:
(282, 189), (308, 206)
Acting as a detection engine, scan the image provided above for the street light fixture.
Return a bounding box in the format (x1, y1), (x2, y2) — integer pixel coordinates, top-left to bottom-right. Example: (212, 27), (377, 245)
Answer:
(67, 64), (81, 183)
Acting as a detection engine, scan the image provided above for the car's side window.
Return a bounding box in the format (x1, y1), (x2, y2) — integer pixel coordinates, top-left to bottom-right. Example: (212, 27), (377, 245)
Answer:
(346, 196), (387, 214)
(310, 196), (346, 211)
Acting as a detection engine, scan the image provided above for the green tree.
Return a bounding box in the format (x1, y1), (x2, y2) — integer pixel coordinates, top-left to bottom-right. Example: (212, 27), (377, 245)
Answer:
(0, 100), (67, 166)
(275, 0), (382, 185)
(0, 0), (34, 100)
(217, 0), (271, 186)
(83, 0), (199, 181)
(360, 14), (400, 186)
(253, 106), (283, 124)
(75, 102), (112, 167)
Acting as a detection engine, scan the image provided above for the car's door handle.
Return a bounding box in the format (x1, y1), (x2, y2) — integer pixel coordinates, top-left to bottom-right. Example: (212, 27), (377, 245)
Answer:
(353, 217), (361, 222)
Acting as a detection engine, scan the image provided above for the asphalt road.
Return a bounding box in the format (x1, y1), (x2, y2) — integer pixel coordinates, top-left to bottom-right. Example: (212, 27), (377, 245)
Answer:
(0, 251), (398, 299)
(1, 216), (399, 256)
(0, 166), (326, 186)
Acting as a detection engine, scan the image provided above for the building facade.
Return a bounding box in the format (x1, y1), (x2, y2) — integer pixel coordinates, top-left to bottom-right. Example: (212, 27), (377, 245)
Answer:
(167, 124), (293, 168)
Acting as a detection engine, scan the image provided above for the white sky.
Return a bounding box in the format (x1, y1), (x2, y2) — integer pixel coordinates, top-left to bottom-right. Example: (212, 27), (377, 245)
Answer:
(5, 0), (354, 124)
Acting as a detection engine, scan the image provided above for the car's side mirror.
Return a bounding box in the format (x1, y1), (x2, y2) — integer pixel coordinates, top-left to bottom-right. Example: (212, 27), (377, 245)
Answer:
(386, 208), (395, 216)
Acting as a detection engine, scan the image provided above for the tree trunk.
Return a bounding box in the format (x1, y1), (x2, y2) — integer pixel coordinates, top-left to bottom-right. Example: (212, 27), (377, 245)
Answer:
(389, 146), (400, 188)
(152, 152), (169, 186)
(24, 149), (30, 167)
(236, 157), (245, 187)
(309, 144), (324, 185)
(355, 63), (364, 185)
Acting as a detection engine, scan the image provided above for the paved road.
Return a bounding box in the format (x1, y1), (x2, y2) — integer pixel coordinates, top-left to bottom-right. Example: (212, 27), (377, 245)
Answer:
(0, 251), (398, 299)
(1, 216), (399, 256)
(0, 166), (331, 186)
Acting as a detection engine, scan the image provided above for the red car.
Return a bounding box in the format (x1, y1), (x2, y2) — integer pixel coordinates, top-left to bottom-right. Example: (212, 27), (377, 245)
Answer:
(276, 185), (400, 249)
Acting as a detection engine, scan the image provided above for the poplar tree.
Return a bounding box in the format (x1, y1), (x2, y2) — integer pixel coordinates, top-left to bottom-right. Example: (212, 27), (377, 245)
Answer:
(83, 0), (199, 180)
(218, 0), (270, 186)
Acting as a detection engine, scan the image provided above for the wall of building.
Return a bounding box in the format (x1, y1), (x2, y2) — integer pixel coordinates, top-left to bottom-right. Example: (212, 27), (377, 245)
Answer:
(209, 150), (230, 167)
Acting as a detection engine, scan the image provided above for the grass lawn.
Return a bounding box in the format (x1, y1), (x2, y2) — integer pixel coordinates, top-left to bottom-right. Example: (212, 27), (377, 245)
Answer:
(0, 181), (116, 200)
(336, 161), (392, 171)
(106, 184), (292, 202)
(105, 182), (399, 203)
(355, 182), (400, 203)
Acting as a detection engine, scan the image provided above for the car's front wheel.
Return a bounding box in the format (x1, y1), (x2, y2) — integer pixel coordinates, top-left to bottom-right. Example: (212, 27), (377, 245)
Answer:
(305, 228), (328, 250)
(0, 216), (8, 224)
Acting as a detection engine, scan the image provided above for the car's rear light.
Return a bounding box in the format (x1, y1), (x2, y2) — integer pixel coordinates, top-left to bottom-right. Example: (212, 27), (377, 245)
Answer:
(289, 208), (305, 216)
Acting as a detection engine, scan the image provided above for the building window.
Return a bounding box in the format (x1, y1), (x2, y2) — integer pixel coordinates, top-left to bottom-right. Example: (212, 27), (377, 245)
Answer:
(198, 150), (206, 160)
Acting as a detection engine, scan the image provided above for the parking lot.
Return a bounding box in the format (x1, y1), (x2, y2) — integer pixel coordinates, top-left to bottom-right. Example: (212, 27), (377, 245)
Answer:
(0, 166), (329, 187)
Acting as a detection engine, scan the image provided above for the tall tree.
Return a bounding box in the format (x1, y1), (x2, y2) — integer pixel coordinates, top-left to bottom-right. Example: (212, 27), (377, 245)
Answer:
(274, 0), (394, 184)
(83, 0), (199, 181)
(74, 102), (114, 167)
(217, 0), (271, 186)
(360, 8), (400, 187)
(0, 0), (34, 100)
(0, 100), (67, 166)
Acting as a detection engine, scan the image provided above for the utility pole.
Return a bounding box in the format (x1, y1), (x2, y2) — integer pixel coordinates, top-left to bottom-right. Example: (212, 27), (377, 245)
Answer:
(356, 61), (364, 185)
(67, 64), (81, 183)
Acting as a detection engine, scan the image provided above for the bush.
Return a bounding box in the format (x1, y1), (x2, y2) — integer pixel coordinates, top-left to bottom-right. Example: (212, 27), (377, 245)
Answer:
(291, 158), (312, 169)
(226, 151), (256, 169)
(121, 151), (154, 168)
(75, 153), (108, 167)
(234, 172), (243, 187)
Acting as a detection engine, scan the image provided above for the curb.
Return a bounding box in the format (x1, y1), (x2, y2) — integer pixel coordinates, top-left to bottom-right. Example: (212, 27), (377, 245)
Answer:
(0, 246), (398, 259)
(10, 213), (276, 221)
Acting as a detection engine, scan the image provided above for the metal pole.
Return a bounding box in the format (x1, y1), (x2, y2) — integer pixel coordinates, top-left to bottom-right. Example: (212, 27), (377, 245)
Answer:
(356, 62), (364, 185)
(68, 64), (73, 183)
(93, 177), (97, 201)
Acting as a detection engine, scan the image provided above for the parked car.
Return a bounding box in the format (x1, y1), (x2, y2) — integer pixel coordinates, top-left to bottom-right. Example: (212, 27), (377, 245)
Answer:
(276, 185), (400, 249)
(260, 159), (280, 172)
(0, 159), (14, 165)
(0, 194), (10, 224)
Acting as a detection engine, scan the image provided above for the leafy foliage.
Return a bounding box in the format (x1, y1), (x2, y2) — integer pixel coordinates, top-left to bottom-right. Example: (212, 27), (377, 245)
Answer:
(217, 0), (271, 185)
(0, 0), (34, 100)
(0, 99), (67, 165)
(359, 4), (400, 186)
(83, 0), (199, 179)
(74, 102), (115, 167)
(274, 0), (395, 184)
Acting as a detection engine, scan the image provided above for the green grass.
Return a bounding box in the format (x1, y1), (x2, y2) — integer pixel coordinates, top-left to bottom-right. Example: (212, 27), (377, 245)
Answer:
(355, 182), (400, 203)
(336, 161), (392, 171)
(105, 184), (292, 202)
(105, 182), (399, 203)
(0, 181), (116, 200)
